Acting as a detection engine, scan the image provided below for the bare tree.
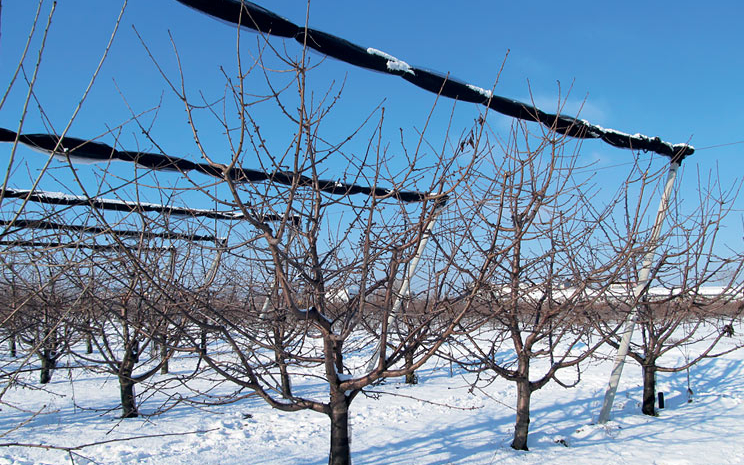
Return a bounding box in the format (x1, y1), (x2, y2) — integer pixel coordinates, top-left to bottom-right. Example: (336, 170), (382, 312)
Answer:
(4, 1), (738, 463)
(0, 234), (85, 387)
(65, 240), (187, 418)
(167, 134), (479, 465)
(444, 119), (671, 450)
(596, 171), (744, 416)
(109, 17), (507, 462)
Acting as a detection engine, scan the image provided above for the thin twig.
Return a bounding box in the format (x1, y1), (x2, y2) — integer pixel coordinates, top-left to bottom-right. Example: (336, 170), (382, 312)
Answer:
(0, 428), (220, 452)
(362, 389), (482, 411)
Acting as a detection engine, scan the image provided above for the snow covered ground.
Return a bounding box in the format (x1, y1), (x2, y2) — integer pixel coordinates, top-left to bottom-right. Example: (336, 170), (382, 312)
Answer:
(2, 334), (744, 465)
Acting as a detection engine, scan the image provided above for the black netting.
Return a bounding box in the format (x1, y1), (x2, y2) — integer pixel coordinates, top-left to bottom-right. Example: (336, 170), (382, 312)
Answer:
(1, 129), (433, 203)
(0, 219), (219, 243)
(4, 188), (237, 220)
(177, 0), (298, 38)
(175, 0), (694, 160)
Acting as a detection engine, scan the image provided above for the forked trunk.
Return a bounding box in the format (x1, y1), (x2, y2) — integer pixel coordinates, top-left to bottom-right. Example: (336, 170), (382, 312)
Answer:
(642, 361), (657, 416)
(328, 393), (351, 465)
(511, 377), (532, 451)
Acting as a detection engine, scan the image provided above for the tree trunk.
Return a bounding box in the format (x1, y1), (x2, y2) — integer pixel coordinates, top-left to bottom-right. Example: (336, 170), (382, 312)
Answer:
(200, 321), (208, 356)
(278, 360), (291, 397)
(119, 374), (138, 418)
(8, 334), (16, 357)
(328, 392), (351, 465)
(119, 341), (139, 418)
(642, 360), (657, 416)
(511, 377), (532, 451)
(404, 348), (417, 384)
(160, 335), (169, 375)
(85, 318), (93, 354)
(272, 327), (292, 397)
(333, 339), (344, 375)
(274, 349), (291, 398)
(39, 348), (57, 384)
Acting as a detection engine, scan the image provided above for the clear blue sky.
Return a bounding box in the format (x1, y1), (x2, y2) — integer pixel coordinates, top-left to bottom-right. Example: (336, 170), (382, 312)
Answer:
(1, 0), (742, 249)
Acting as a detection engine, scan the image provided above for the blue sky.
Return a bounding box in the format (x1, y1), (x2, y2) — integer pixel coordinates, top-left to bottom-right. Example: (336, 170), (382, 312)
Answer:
(1, 0), (742, 251)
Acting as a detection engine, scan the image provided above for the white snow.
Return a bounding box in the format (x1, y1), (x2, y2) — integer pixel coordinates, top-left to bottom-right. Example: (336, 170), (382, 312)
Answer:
(466, 84), (493, 99)
(366, 48), (415, 75)
(674, 142), (695, 151)
(2, 328), (744, 464)
(578, 120), (694, 152)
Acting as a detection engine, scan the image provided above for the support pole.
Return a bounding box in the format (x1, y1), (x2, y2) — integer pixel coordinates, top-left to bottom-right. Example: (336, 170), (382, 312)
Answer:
(259, 278), (276, 320)
(367, 200), (446, 372)
(598, 159), (681, 423)
(204, 239), (227, 287)
(197, 239), (226, 355)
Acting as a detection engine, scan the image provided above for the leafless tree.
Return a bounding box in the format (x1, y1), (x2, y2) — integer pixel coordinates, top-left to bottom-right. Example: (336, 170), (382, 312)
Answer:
(165, 124), (482, 465)
(443, 119), (674, 450)
(3, 1), (740, 463)
(0, 233), (86, 387)
(596, 170), (744, 416)
(63, 237), (190, 418)
(111, 17), (510, 462)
